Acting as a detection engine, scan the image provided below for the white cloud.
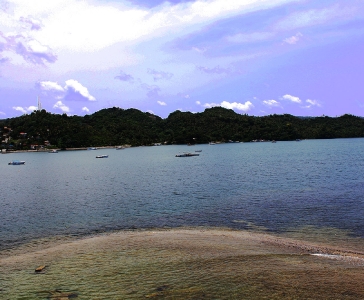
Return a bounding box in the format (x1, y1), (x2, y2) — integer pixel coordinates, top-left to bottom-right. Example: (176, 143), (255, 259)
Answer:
(282, 94), (301, 103)
(38, 80), (63, 92)
(157, 101), (166, 106)
(221, 100), (254, 111)
(203, 102), (218, 108)
(37, 80), (64, 99)
(64, 79), (96, 101)
(3, 0), (299, 54)
(196, 101), (201, 105)
(0, 111), (5, 115)
(13, 107), (27, 114)
(12, 106), (37, 114)
(53, 101), (70, 113)
(202, 100), (254, 112)
(305, 99), (321, 108)
(0, 31), (57, 65)
(306, 99), (320, 106)
(263, 99), (281, 107)
(82, 106), (90, 113)
(37, 79), (96, 101)
(283, 32), (303, 45)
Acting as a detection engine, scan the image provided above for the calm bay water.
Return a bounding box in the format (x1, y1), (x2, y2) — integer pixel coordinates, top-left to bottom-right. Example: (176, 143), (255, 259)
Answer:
(1, 138), (364, 250)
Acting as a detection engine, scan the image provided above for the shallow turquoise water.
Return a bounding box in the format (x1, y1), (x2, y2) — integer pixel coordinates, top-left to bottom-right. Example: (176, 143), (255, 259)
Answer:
(1, 138), (364, 250)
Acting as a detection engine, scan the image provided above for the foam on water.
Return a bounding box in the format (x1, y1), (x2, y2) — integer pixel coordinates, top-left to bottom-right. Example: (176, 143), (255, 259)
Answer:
(311, 253), (364, 265)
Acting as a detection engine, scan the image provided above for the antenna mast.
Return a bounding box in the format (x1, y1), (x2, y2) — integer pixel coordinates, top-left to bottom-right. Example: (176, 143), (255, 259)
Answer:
(37, 96), (42, 111)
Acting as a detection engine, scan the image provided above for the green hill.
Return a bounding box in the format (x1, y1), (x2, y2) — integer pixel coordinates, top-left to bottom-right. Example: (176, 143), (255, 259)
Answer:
(1, 107), (364, 149)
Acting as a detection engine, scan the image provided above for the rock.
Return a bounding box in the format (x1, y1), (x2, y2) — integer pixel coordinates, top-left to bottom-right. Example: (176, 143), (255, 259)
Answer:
(35, 265), (46, 272)
(156, 285), (169, 291)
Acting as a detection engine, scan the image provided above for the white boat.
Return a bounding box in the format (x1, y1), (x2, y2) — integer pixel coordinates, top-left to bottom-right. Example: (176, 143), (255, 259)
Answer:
(8, 160), (25, 165)
(116, 146), (125, 150)
(96, 155), (108, 158)
(175, 153), (199, 157)
(49, 149), (58, 153)
(209, 142), (216, 145)
(88, 147), (97, 150)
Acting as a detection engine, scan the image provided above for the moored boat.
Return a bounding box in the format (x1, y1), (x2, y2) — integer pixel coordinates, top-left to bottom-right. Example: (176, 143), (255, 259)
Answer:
(8, 160), (25, 165)
(96, 155), (108, 158)
(175, 153), (199, 157)
(49, 149), (58, 153)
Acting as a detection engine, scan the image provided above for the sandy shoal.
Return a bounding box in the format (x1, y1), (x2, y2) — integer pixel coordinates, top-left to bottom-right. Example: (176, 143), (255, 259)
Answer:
(1, 228), (364, 268)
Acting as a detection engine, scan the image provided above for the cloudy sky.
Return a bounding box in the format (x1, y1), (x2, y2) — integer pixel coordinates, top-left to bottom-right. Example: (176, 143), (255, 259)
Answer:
(1, 0), (364, 118)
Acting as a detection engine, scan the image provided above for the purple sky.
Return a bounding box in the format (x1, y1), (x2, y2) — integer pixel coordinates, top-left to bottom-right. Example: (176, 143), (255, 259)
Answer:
(1, 0), (364, 118)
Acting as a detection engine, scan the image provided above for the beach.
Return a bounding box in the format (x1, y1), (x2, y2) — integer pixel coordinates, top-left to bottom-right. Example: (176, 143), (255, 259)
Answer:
(1, 228), (364, 299)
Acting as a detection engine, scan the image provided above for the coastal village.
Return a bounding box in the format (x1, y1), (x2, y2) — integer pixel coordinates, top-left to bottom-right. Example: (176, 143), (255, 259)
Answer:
(1, 126), (54, 153)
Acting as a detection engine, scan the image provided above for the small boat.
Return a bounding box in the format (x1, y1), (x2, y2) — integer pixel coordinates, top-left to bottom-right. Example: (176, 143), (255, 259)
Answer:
(49, 149), (58, 153)
(8, 160), (25, 165)
(272, 140), (276, 143)
(116, 146), (125, 150)
(209, 142), (216, 145)
(175, 153), (199, 157)
(88, 147), (97, 150)
(195, 150), (202, 152)
(96, 155), (108, 158)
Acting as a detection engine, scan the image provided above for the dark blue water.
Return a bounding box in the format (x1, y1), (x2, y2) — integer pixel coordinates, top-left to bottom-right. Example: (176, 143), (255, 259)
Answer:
(1, 139), (364, 250)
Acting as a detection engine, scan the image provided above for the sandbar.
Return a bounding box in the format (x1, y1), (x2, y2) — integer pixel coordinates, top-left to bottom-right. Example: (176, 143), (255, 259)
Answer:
(1, 228), (364, 299)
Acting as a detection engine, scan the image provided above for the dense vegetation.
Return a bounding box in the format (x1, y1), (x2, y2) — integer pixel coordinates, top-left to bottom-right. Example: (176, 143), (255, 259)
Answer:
(1, 107), (364, 149)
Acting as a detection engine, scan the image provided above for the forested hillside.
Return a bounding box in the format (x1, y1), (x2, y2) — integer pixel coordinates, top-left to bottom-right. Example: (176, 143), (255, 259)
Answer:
(1, 107), (364, 149)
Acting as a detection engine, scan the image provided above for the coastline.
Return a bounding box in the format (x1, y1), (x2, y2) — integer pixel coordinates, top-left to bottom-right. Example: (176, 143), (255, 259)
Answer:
(2, 145), (131, 153)
(1, 228), (364, 299)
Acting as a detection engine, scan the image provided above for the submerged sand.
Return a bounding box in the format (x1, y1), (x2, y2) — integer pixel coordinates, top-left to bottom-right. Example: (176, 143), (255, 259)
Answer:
(1, 228), (364, 299)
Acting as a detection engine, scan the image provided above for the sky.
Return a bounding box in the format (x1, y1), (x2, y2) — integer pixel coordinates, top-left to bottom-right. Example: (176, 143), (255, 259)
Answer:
(1, 0), (364, 119)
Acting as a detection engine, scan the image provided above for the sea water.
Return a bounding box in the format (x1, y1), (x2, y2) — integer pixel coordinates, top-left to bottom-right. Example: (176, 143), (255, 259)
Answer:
(1, 139), (364, 299)
(1, 138), (364, 249)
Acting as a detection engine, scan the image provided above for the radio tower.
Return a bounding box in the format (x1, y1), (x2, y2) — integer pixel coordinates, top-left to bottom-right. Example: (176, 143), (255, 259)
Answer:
(37, 96), (42, 111)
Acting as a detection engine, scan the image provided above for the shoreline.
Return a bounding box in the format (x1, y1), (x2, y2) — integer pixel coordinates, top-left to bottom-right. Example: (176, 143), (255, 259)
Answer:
(1, 145), (132, 153)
